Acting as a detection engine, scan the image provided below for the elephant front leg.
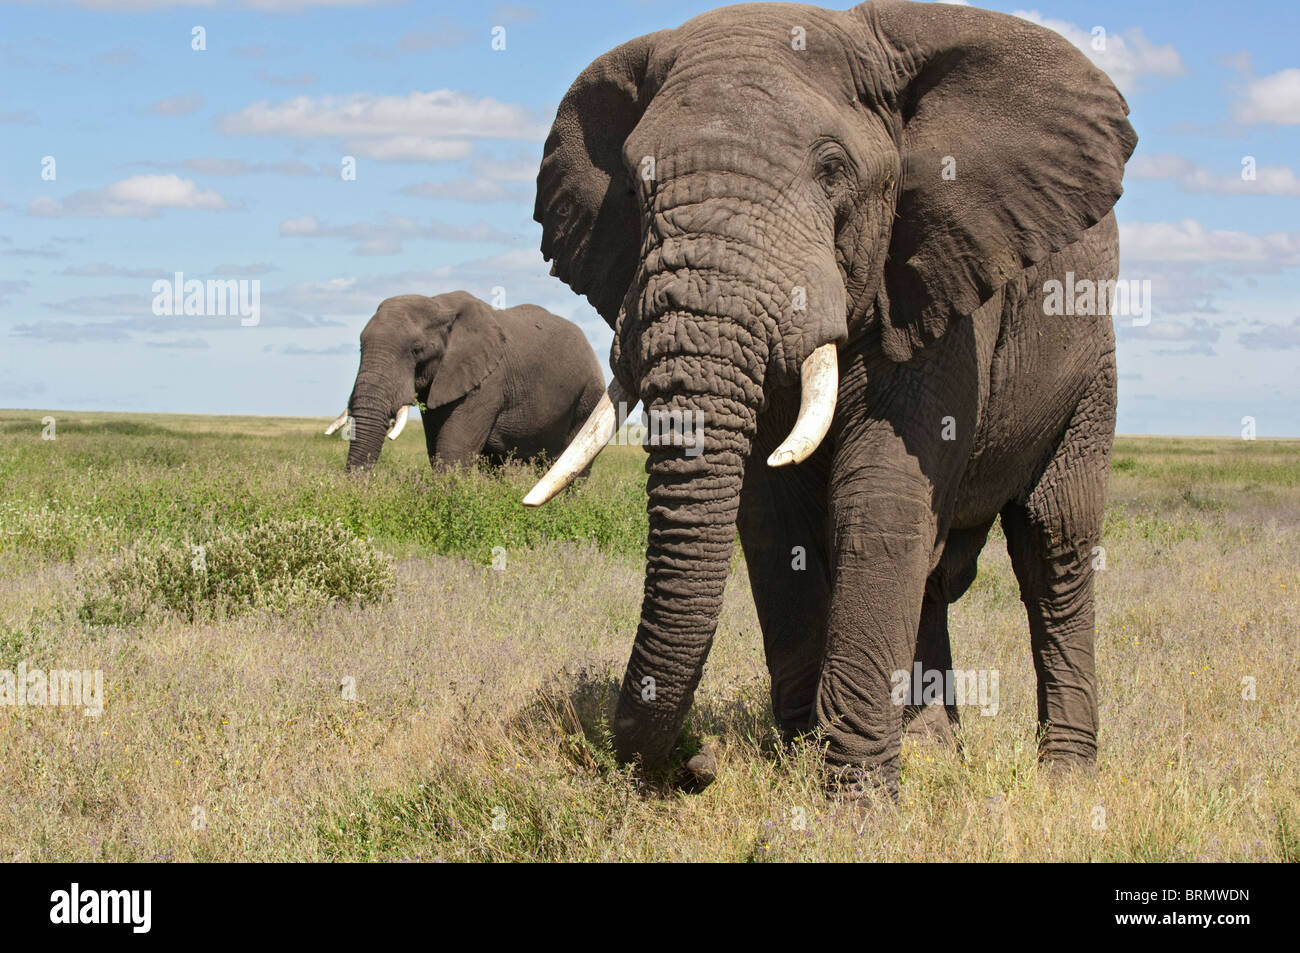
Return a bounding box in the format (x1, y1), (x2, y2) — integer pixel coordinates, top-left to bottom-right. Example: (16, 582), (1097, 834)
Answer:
(433, 396), (499, 468)
(737, 435), (832, 744)
(816, 485), (935, 799)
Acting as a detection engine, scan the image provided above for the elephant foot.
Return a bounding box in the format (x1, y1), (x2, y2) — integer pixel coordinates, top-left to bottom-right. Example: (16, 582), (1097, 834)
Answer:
(825, 761), (900, 804)
(902, 703), (961, 752)
(1039, 750), (1098, 780)
(673, 741), (718, 794)
(1038, 726), (1098, 773)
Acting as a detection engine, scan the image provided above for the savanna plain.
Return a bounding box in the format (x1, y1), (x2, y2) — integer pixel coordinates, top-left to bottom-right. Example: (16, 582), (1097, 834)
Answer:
(0, 409), (1296, 861)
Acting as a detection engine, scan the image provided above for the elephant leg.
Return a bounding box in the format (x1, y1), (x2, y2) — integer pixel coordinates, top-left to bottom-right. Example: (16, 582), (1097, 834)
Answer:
(433, 396), (499, 468)
(737, 427), (832, 743)
(817, 477), (933, 798)
(1001, 371), (1113, 767)
(903, 592), (957, 743)
(421, 401), (456, 466)
(813, 339), (978, 797)
(903, 520), (993, 740)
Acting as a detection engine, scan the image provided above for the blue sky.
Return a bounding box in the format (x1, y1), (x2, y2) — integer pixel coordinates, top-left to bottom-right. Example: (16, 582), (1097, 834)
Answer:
(1, 0), (1297, 436)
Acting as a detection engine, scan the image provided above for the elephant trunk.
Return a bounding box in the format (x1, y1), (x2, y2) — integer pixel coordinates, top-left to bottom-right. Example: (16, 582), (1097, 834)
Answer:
(345, 402), (389, 471)
(344, 370), (398, 472)
(342, 341), (415, 472)
(612, 327), (762, 773)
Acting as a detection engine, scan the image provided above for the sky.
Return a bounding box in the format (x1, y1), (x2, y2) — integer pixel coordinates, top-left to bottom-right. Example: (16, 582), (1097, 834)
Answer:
(1, 0), (1298, 436)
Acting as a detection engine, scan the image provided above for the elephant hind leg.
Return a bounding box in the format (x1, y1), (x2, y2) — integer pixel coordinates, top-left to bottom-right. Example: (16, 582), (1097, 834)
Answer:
(904, 520), (993, 742)
(571, 376), (607, 437)
(1002, 497), (1102, 766)
(1002, 371), (1113, 766)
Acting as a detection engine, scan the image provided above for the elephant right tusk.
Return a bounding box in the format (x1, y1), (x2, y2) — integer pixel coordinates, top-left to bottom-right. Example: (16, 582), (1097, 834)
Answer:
(386, 405), (410, 441)
(324, 410), (350, 435)
(767, 342), (839, 467)
(523, 380), (633, 507)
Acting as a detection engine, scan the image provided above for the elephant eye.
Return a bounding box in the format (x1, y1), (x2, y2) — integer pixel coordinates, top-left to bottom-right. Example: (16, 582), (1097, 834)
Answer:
(812, 143), (853, 195)
(820, 157), (844, 178)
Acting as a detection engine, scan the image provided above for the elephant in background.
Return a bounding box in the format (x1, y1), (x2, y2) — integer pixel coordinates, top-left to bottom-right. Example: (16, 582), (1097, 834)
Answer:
(325, 291), (606, 472)
(525, 0), (1137, 794)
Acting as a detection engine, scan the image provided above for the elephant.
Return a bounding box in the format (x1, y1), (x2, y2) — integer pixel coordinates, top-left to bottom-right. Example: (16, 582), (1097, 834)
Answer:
(523, 0), (1137, 795)
(325, 291), (606, 472)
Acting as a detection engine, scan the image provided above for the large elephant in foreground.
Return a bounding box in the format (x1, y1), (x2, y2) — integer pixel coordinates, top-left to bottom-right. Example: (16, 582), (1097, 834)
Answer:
(326, 291), (605, 471)
(525, 0), (1137, 794)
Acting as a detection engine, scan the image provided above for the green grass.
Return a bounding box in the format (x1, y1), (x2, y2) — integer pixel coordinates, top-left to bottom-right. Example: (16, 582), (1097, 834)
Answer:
(76, 518), (395, 626)
(0, 409), (649, 567)
(0, 409), (1296, 862)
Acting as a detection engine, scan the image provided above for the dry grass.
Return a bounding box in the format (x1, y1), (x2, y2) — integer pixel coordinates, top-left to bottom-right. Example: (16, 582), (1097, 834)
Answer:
(0, 410), (1296, 861)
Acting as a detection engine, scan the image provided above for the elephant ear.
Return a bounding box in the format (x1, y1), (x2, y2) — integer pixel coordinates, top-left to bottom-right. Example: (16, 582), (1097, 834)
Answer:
(854, 0), (1138, 361)
(534, 32), (668, 328)
(423, 293), (508, 409)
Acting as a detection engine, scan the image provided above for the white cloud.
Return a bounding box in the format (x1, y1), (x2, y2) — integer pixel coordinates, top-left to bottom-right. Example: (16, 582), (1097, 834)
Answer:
(147, 94), (204, 117)
(132, 157), (334, 177)
(279, 214), (517, 255)
(1013, 10), (1184, 92)
(54, 1), (391, 9)
(470, 151), (539, 182)
(217, 90), (546, 163)
(492, 4), (539, 23)
(1128, 154), (1300, 196)
(0, 279), (30, 306)
(212, 263), (278, 276)
(1119, 219), (1300, 268)
(400, 178), (526, 203)
(63, 263), (167, 278)
(258, 71), (318, 87)
(146, 337), (210, 349)
(1235, 68), (1300, 124)
(262, 249), (585, 326)
(1239, 317), (1300, 350)
(27, 174), (229, 219)
(342, 136), (473, 162)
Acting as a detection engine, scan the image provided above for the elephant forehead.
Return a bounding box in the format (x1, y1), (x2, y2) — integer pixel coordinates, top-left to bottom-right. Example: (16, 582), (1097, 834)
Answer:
(662, 4), (862, 96)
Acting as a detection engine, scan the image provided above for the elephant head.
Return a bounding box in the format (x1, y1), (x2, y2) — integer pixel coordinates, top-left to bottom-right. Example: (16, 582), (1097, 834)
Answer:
(525, 0), (1136, 774)
(327, 291), (506, 471)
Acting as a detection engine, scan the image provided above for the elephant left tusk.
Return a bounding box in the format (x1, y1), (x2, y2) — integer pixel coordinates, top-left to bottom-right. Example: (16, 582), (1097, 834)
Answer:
(767, 343), (839, 468)
(523, 380), (633, 507)
(386, 405), (410, 441)
(324, 410), (350, 435)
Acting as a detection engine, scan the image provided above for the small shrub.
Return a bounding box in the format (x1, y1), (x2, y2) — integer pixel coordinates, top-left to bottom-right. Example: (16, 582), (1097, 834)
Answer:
(0, 501), (103, 562)
(77, 518), (393, 625)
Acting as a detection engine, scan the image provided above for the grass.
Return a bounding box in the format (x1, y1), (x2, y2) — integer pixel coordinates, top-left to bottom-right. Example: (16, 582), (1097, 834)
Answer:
(0, 409), (1297, 861)
(0, 410), (647, 567)
(76, 518), (395, 626)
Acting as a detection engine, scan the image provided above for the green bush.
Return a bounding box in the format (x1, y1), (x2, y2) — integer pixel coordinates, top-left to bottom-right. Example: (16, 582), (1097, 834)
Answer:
(77, 518), (393, 626)
(0, 501), (104, 562)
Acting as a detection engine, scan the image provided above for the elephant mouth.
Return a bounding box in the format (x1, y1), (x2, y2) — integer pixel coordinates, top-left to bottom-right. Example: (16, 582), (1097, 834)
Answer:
(522, 342), (838, 505)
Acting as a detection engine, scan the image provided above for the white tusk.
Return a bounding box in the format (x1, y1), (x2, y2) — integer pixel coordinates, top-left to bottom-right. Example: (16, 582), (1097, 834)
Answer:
(386, 405), (410, 441)
(523, 380), (632, 507)
(324, 410), (350, 435)
(767, 343), (839, 468)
